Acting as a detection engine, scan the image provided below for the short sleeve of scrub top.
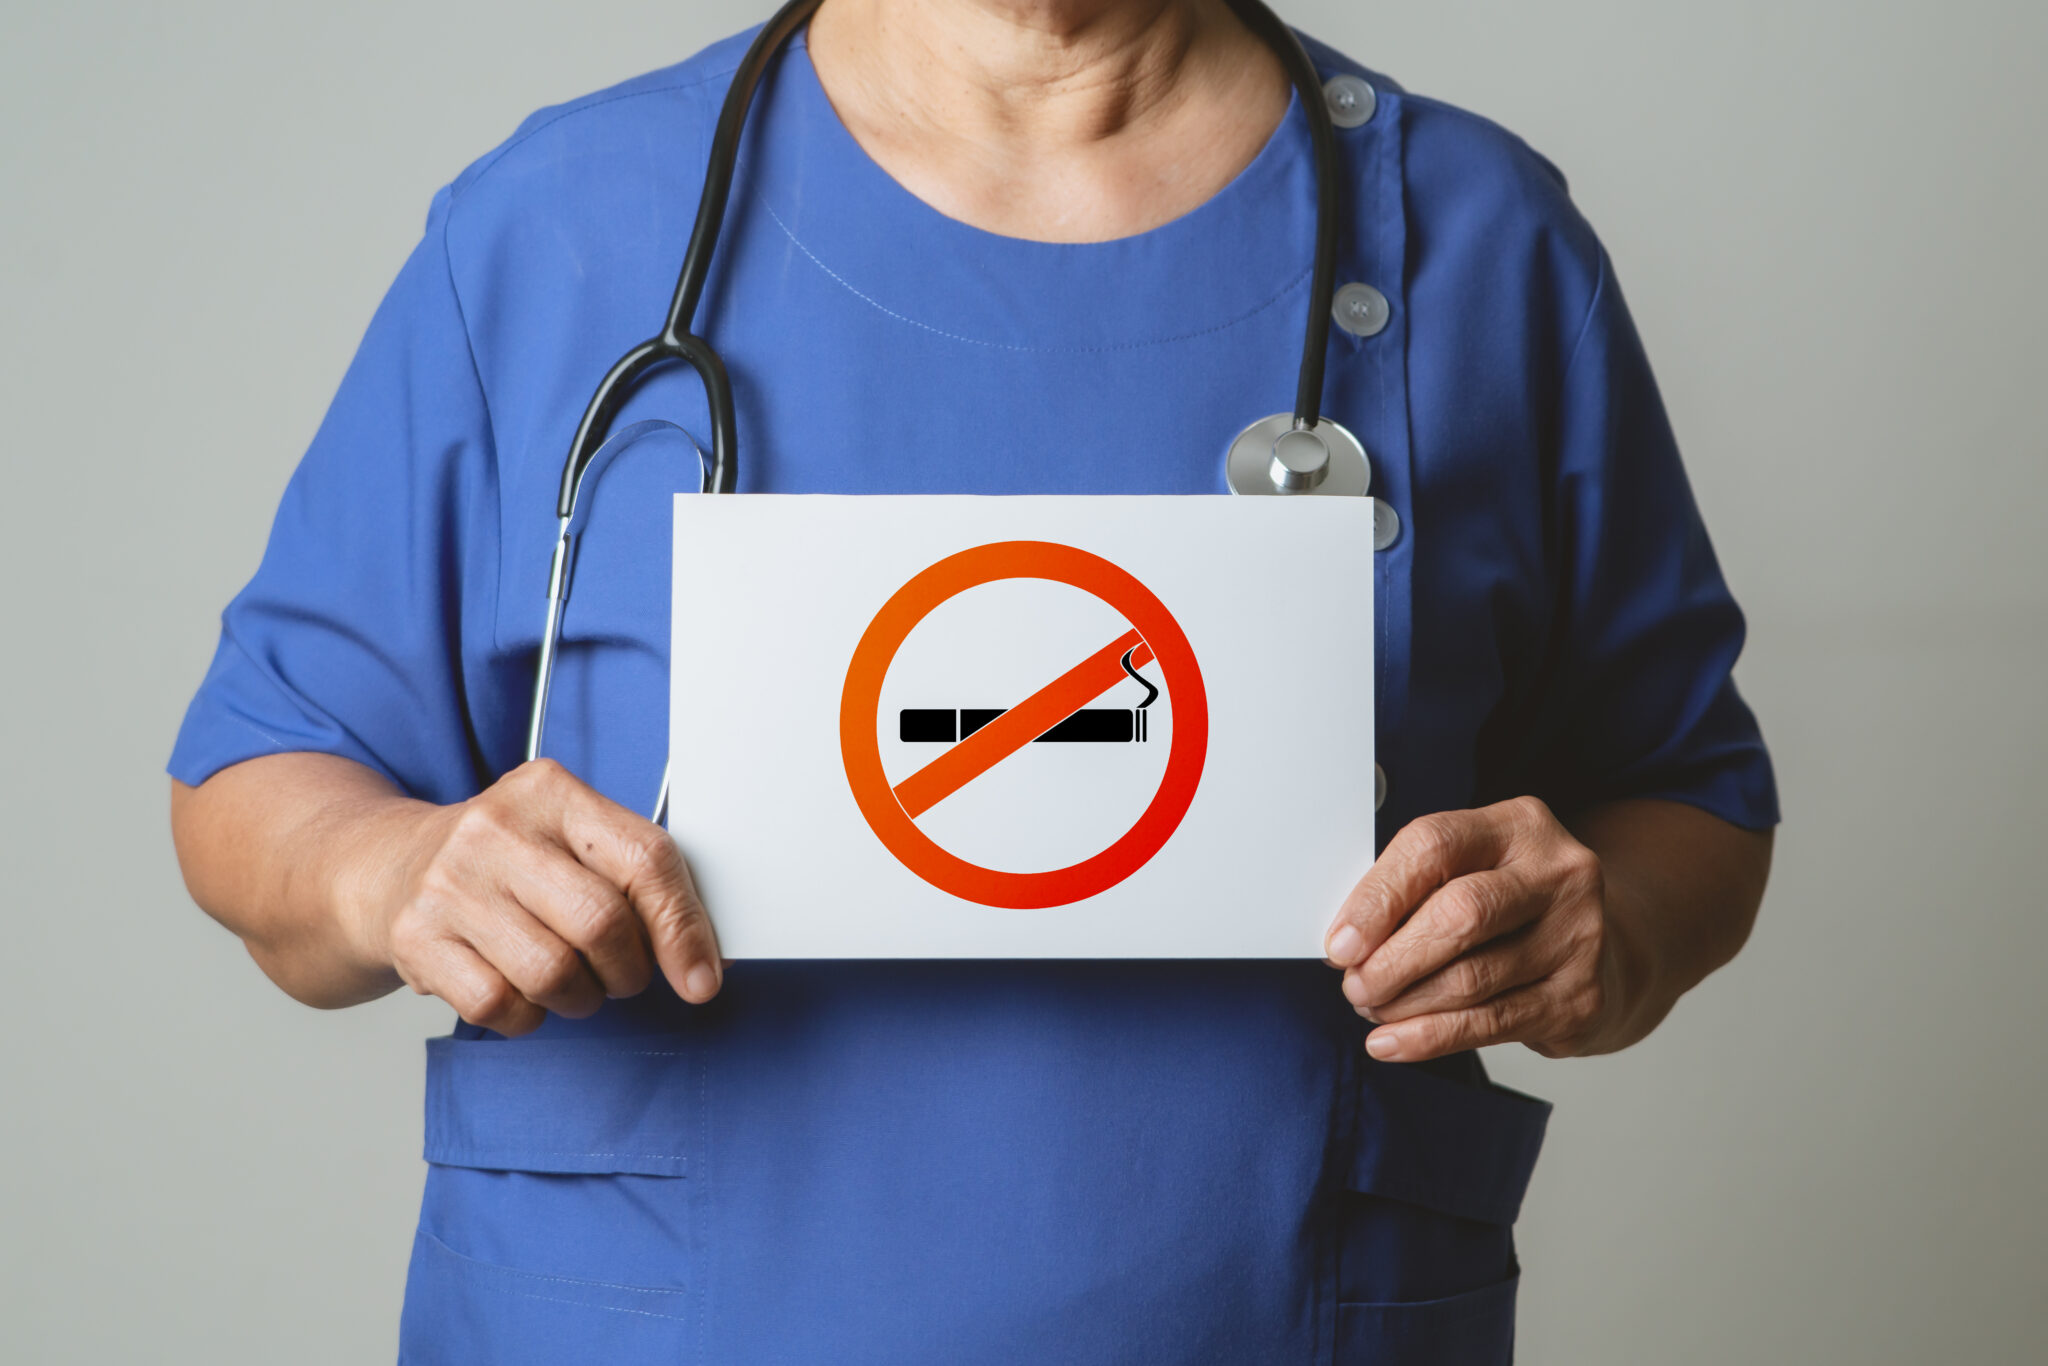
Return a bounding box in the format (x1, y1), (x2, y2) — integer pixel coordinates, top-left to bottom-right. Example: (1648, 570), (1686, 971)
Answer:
(171, 26), (1777, 1366)
(171, 180), (508, 804)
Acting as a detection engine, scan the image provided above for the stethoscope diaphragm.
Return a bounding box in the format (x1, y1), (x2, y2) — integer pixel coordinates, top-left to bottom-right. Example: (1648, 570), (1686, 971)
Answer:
(1224, 413), (1371, 497)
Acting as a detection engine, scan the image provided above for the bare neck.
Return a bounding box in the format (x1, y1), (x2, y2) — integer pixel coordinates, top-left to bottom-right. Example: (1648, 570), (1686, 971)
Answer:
(805, 0), (1289, 243)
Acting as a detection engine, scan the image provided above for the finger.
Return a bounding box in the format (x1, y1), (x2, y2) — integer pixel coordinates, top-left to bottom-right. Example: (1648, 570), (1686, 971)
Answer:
(503, 850), (655, 1000)
(458, 895), (608, 1020)
(422, 939), (547, 1037)
(1325, 809), (1514, 968)
(1349, 868), (1542, 1008)
(519, 761), (724, 1003)
(1363, 983), (1552, 1063)
(637, 841), (723, 1005)
(562, 804), (721, 1003)
(1353, 924), (1561, 1023)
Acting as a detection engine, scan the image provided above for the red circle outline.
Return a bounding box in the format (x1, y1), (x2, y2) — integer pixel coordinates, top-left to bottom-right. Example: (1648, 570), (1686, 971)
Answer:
(839, 541), (1208, 909)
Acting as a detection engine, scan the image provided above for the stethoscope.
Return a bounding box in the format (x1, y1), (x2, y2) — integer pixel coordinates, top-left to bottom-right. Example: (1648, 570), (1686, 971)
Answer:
(526, 0), (1372, 824)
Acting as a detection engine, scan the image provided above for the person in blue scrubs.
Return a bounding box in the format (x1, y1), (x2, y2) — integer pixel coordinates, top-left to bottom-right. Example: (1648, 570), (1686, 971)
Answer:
(169, 1), (1777, 1361)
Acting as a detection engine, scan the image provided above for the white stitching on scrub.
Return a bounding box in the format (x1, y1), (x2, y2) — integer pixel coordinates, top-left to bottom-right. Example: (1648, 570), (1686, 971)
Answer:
(757, 196), (1311, 355)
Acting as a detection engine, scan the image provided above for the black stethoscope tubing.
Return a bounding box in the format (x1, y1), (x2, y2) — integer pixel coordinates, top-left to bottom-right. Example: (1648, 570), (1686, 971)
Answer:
(528, 0), (1344, 815)
(553, 0), (1338, 519)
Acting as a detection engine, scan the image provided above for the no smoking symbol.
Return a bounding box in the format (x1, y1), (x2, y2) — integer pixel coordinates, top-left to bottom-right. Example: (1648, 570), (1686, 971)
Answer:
(839, 541), (1209, 909)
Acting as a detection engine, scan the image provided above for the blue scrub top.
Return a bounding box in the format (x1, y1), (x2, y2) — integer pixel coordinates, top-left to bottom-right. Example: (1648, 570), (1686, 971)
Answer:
(173, 26), (1776, 1366)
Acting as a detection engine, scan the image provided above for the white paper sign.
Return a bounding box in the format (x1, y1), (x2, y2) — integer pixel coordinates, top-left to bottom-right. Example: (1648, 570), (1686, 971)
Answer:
(669, 496), (1373, 958)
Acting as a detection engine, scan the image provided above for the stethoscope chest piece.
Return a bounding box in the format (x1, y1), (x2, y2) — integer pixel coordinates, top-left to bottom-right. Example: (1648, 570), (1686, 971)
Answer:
(1225, 413), (1371, 497)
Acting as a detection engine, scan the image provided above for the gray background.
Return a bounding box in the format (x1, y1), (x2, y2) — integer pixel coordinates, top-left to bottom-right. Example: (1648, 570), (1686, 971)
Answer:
(3, 0), (2044, 1360)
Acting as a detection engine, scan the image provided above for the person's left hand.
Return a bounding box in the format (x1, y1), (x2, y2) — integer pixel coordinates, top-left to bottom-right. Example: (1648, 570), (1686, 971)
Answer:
(1322, 796), (1634, 1062)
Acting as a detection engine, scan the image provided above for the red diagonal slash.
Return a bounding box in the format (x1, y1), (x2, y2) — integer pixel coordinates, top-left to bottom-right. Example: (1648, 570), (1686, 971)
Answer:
(891, 629), (1158, 819)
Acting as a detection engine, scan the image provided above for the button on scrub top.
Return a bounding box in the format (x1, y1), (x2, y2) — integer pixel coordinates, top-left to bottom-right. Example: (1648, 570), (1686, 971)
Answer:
(171, 25), (1778, 1366)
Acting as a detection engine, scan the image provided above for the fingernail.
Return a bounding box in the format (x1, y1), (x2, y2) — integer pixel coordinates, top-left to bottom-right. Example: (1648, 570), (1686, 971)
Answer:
(1366, 1030), (1401, 1060)
(685, 963), (718, 1001)
(1326, 924), (1364, 965)
(1342, 973), (1371, 1008)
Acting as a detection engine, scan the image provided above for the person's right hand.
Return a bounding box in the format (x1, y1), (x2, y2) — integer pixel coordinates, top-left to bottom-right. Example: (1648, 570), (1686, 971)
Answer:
(349, 758), (722, 1036)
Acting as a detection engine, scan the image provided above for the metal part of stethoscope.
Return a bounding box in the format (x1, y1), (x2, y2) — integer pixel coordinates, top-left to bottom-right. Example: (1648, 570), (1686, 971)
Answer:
(524, 0), (1369, 821)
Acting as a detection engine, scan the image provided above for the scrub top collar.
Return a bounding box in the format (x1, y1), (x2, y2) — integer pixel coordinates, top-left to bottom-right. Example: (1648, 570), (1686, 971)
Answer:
(736, 32), (1330, 354)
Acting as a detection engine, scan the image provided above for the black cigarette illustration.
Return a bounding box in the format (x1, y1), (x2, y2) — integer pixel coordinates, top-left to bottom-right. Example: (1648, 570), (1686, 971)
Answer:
(901, 647), (1159, 744)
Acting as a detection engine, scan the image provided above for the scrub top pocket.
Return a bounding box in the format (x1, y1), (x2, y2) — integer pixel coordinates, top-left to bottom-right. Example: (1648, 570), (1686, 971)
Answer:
(1333, 1275), (1522, 1366)
(399, 1227), (692, 1366)
(399, 1037), (700, 1366)
(1329, 1056), (1549, 1365)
